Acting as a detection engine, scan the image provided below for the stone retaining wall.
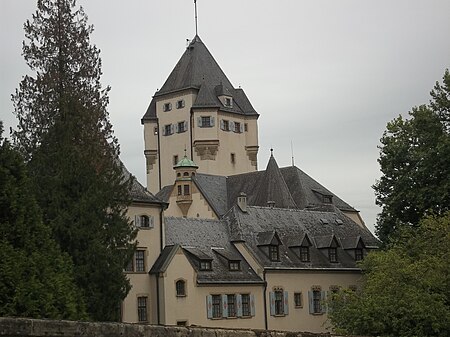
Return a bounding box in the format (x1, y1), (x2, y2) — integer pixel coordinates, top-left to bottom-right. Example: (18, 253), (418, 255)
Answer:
(0, 317), (368, 337)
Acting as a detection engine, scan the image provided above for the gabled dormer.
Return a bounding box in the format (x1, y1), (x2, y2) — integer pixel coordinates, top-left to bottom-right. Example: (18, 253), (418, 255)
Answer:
(314, 234), (340, 263)
(257, 231), (282, 262)
(341, 236), (366, 261)
(215, 83), (233, 108)
(288, 233), (312, 262)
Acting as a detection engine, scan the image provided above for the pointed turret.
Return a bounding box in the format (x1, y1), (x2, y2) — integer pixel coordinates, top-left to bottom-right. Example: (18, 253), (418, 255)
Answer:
(254, 151), (298, 209)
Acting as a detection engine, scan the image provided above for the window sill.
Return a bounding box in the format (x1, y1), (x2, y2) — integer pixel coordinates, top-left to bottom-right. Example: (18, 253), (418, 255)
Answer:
(176, 295), (187, 298)
(294, 306), (303, 309)
(124, 271), (147, 274)
(311, 312), (324, 316)
(137, 227), (153, 230)
(273, 314), (286, 317)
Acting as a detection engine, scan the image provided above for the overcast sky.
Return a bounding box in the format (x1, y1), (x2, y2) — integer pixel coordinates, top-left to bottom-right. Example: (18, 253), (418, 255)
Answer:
(1, 0), (450, 234)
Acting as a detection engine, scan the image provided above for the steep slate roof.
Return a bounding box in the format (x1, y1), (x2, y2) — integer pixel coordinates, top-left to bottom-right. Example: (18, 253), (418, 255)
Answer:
(226, 205), (378, 270)
(142, 35), (258, 121)
(120, 160), (166, 205)
(164, 217), (263, 284)
(226, 155), (357, 213)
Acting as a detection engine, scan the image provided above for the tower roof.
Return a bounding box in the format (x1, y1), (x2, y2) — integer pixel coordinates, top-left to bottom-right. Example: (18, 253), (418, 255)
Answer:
(174, 155), (198, 169)
(142, 36), (258, 122)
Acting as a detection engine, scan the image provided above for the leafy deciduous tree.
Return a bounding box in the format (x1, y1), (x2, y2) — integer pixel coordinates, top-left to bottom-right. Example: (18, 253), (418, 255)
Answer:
(11, 0), (136, 321)
(373, 70), (450, 243)
(328, 213), (450, 337)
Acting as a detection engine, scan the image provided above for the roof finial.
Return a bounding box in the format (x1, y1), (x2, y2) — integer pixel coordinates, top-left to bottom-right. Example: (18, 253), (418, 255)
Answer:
(194, 0), (198, 36)
(291, 140), (295, 167)
(184, 147), (187, 158)
(270, 148), (273, 157)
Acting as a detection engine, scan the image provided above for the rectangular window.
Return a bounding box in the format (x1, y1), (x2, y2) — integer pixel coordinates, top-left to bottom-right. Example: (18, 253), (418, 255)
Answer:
(200, 261), (211, 270)
(225, 97), (232, 107)
(124, 258), (134, 272)
(177, 185), (182, 196)
(164, 124), (173, 136)
(234, 122), (241, 133)
(177, 121), (186, 133)
(154, 126), (158, 135)
(227, 294), (236, 317)
(269, 245), (279, 261)
(176, 100), (185, 109)
(300, 246), (310, 262)
(183, 184), (190, 195)
(173, 155), (179, 166)
(294, 292), (302, 308)
(135, 250), (145, 272)
(137, 296), (148, 322)
(313, 290), (321, 313)
(275, 290), (284, 315)
(329, 248), (337, 263)
(241, 294), (251, 317)
(163, 102), (172, 112)
(355, 248), (363, 261)
(201, 116), (211, 127)
(223, 120), (229, 131)
(229, 261), (240, 271)
(176, 321), (187, 326)
(244, 123), (248, 132)
(230, 153), (235, 164)
(212, 295), (222, 318)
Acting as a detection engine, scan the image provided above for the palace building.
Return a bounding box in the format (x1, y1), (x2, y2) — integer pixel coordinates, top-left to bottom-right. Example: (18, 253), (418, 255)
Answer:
(121, 35), (378, 333)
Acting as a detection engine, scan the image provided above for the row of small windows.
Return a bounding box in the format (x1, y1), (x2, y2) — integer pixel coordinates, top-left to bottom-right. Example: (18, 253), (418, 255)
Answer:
(207, 294), (255, 319)
(163, 121), (188, 136)
(163, 100), (185, 112)
(270, 285), (357, 316)
(196, 259), (240, 272)
(264, 244), (364, 263)
(220, 119), (247, 133)
(160, 116), (248, 134)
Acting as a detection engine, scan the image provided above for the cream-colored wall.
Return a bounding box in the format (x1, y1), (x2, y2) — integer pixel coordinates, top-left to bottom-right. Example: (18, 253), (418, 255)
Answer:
(343, 211), (365, 228)
(161, 250), (265, 329)
(265, 271), (363, 333)
(164, 184), (218, 219)
(144, 89), (259, 191)
(192, 110), (258, 178)
(143, 120), (160, 194)
(122, 203), (162, 323)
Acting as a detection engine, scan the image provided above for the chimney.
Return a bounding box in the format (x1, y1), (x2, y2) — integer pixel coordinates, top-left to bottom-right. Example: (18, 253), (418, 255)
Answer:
(237, 192), (247, 212)
(267, 201), (275, 208)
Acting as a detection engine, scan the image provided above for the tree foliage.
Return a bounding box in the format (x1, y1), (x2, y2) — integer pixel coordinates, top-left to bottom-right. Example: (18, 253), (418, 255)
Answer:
(11, 0), (136, 321)
(373, 70), (450, 243)
(328, 213), (450, 337)
(0, 122), (86, 319)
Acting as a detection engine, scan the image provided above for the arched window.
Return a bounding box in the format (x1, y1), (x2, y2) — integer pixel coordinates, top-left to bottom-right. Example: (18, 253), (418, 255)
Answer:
(176, 279), (186, 297)
(183, 172), (189, 177)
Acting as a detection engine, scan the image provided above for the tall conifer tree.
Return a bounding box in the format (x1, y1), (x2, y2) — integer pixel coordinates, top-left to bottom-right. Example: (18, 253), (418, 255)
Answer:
(12, 0), (136, 321)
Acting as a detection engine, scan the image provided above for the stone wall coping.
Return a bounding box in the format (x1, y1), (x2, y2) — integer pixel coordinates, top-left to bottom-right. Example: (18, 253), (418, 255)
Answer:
(0, 317), (369, 337)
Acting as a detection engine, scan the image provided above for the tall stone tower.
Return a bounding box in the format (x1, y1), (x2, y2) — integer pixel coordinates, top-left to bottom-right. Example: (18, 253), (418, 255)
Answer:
(141, 36), (259, 193)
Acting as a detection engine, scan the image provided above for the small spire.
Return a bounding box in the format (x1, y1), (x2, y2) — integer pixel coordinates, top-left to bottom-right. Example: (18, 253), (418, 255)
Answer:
(184, 147), (187, 157)
(194, 0), (198, 36)
(270, 148), (274, 157)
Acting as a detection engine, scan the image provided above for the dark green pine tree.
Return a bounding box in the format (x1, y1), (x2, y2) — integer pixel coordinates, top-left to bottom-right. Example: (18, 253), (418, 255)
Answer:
(0, 122), (86, 319)
(12, 0), (136, 321)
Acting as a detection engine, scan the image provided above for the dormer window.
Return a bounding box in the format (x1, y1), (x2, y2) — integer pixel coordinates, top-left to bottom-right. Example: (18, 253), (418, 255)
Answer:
(269, 245), (279, 261)
(163, 102), (172, 112)
(199, 260), (212, 270)
(229, 261), (240, 271)
(323, 195), (332, 203)
(225, 97), (232, 107)
(328, 247), (338, 263)
(300, 246), (310, 262)
(355, 248), (363, 261)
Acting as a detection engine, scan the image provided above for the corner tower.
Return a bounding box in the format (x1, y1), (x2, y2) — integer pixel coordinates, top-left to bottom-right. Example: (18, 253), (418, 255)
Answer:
(141, 36), (259, 193)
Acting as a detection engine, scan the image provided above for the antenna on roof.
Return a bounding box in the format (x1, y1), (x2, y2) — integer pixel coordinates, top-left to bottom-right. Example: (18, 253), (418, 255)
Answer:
(291, 140), (295, 167)
(194, 0), (198, 36)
